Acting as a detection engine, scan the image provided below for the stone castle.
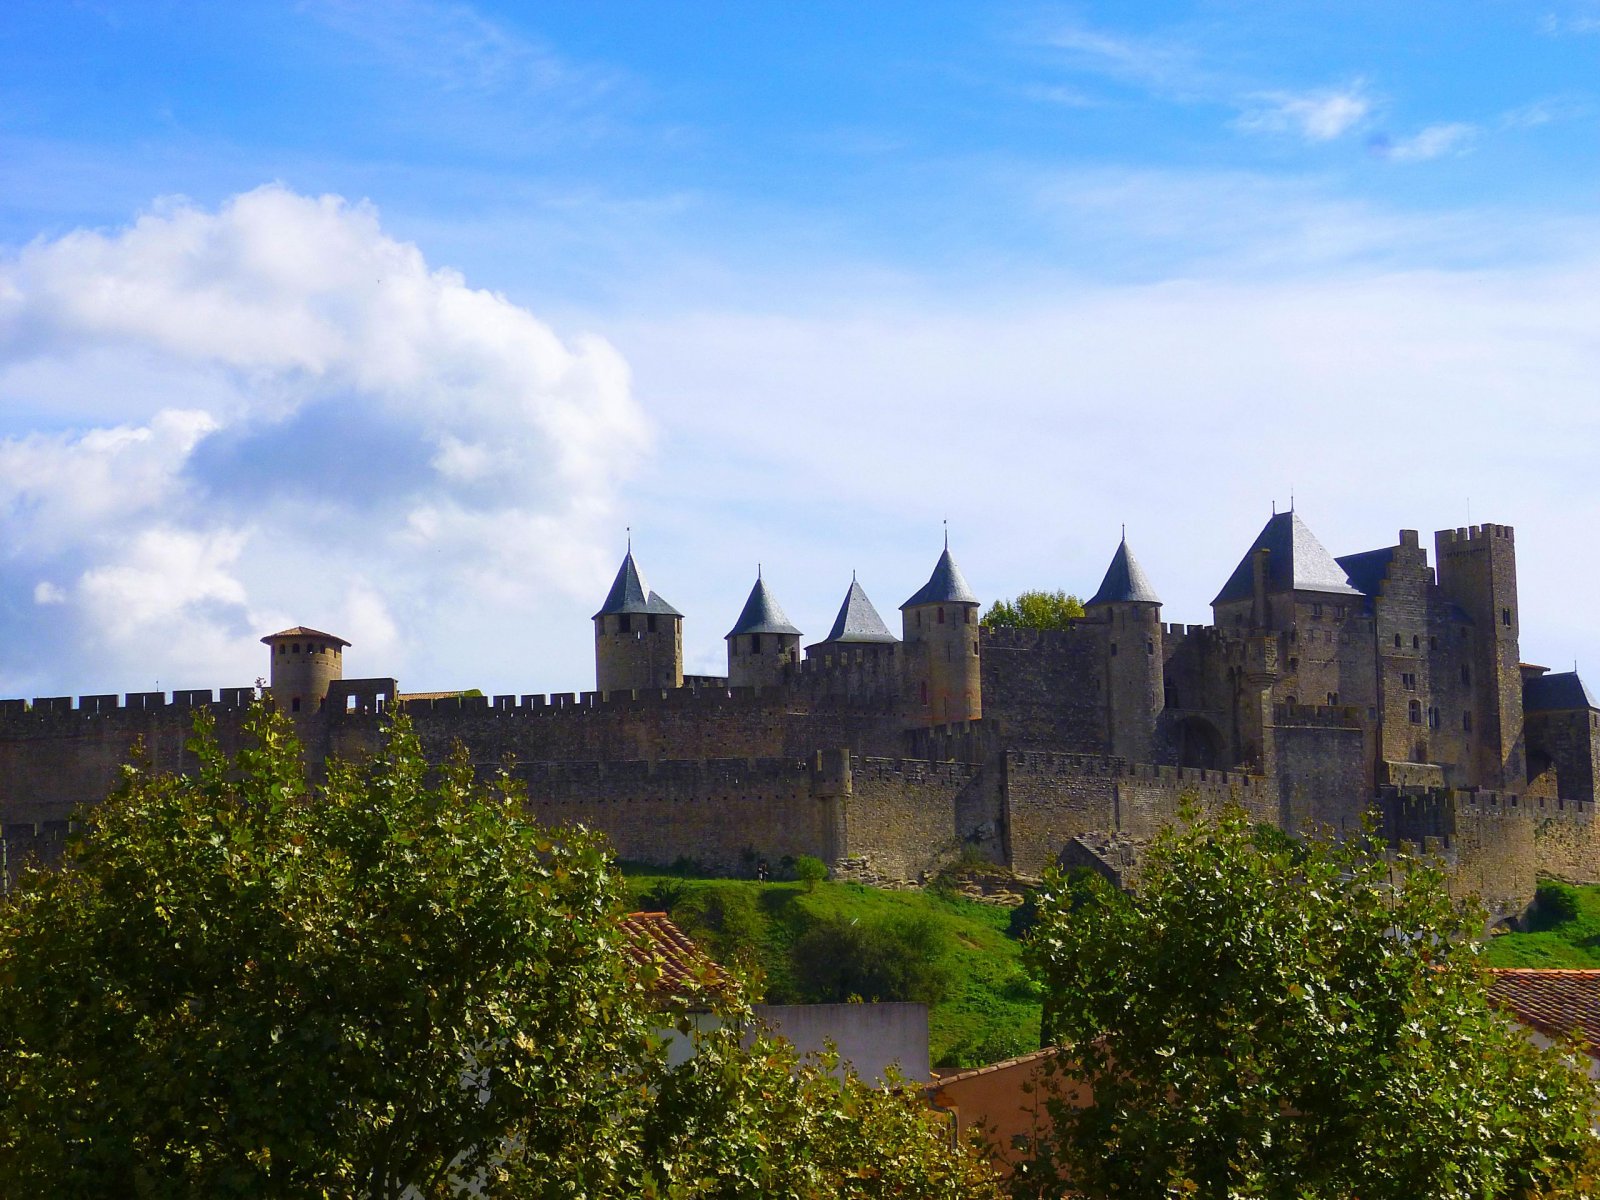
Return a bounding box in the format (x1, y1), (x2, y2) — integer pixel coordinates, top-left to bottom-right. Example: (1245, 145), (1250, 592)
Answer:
(4, 510), (1600, 914)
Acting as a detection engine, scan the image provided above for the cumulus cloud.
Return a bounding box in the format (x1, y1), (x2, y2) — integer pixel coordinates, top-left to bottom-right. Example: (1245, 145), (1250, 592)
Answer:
(1236, 83), (1372, 142)
(0, 185), (649, 696)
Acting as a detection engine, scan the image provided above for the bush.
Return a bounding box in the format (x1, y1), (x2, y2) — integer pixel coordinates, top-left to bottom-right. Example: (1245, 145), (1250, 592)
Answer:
(791, 913), (952, 1005)
(1535, 878), (1582, 927)
(670, 885), (767, 967)
(794, 855), (828, 892)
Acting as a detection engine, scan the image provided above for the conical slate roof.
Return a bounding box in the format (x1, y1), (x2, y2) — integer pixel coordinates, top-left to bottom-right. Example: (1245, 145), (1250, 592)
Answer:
(823, 579), (899, 644)
(1212, 511), (1361, 606)
(901, 547), (979, 609)
(594, 551), (683, 619)
(1087, 537), (1161, 607)
(726, 576), (802, 639)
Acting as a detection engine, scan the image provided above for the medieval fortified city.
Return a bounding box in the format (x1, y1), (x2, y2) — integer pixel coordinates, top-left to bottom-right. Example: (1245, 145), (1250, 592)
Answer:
(9, 5), (1600, 1194)
(4, 509), (1594, 917)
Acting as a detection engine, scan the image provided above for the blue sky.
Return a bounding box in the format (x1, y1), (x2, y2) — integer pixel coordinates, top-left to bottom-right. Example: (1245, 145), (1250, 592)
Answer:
(1, 1), (1598, 696)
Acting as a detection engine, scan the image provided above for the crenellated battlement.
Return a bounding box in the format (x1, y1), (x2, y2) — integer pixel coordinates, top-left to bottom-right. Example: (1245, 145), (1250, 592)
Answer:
(0, 686), (258, 725)
(1003, 749), (1268, 797)
(1437, 523), (1515, 548)
(980, 624), (1093, 651)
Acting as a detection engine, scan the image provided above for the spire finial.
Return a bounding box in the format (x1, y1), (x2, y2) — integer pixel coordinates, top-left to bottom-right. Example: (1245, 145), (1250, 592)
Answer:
(1290, 485), (1294, 513)
(1272, 500), (1276, 516)
(852, 568), (857, 583)
(626, 525), (631, 552)
(1121, 522), (1126, 543)
(758, 562), (762, 580)
(943, 518), (949, 551)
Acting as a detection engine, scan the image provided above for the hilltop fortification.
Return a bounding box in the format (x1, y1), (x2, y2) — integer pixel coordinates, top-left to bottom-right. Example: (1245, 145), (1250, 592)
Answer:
(4, 512), (1596, 915)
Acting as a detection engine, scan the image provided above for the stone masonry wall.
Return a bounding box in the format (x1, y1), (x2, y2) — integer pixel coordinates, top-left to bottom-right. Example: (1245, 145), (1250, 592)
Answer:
(979, 626), (1107, 752)
(1002, 751), (1271, 877)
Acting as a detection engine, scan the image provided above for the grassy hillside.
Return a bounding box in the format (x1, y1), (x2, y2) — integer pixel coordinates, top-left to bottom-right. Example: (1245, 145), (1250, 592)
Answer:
(619, 866), (1041, 1069)
(1481, 879), (1600, 968)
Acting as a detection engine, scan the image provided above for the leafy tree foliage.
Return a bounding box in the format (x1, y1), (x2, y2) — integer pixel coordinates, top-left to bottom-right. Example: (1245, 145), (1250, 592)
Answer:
(793, 854), (828, 892)
(0, 705), (999, 1199)
(1016, 806), (1600, 1200)
(980, 590), (1084, 631)
(792, 912), (952, 1005)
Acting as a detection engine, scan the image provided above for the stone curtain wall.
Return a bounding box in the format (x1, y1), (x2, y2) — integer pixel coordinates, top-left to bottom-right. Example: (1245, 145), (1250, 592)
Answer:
(979, 627), (1108, 752)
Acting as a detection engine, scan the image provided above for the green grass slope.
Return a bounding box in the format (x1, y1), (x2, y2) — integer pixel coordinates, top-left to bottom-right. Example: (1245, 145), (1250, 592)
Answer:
(620, 868), (1041, 1070)
(1481, 879), (1600, 968)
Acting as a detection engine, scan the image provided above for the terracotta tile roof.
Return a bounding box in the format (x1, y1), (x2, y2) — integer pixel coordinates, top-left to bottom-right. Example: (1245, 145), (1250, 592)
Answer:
(621, 911), (723, 1001)
(1486, 968), (1600, 1052)
(928, 1047), (1058, 1087)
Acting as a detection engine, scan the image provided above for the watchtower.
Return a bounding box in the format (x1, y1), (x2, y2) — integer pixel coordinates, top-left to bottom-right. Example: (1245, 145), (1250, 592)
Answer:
(1084, 533), (1163, 763)
(1435, 523), (1524, 789)
(900, 540), (981, 724)
(726, 571), (801, 689)
(594, 549), (684, 693)
(261, 626), (350, 715)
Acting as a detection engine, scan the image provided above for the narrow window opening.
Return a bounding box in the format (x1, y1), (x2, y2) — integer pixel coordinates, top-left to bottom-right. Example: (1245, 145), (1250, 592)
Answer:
(938, 607), (945, 625)
(1463, 711), (1473, 732)
(647, 614), (657, 633)
(1502, 608), (1512, 627)
(1110, 642), (1118, 657)
(750, 633), (761, 654)
(1409, 699), (1422, 724)
(292, 697), (302, 713)
(619, 615), (631, 634)
(1394, 633), (1402, 648)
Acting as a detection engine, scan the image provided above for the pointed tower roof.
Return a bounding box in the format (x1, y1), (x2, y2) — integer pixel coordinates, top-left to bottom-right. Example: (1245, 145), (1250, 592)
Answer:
(1212, 511), (1361, 606)
(901, 546), (979, 609)
(726, 575), (802, 639)
(594, 551), (683, 619)
(823, 579), (899, 644)
(1087, 535), (1161, 607)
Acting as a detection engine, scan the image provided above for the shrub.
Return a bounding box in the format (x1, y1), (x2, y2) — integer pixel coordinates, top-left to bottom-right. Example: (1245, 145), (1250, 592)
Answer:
(794, 855), (828, 892)
(791, 913), (952, 1005)
(1535, 878), (1582, 927)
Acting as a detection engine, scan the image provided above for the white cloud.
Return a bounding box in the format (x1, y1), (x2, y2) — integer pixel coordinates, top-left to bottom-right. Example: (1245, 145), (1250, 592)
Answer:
(1040, 21), (1208, 95)
(1379, 122), (1478, 162)
(1236, 83), (1372, 142)
(0, 185), (649, 696)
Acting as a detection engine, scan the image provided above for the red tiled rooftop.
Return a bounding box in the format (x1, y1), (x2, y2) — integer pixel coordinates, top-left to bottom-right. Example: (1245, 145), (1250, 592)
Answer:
(620, 911), (724, 1001)
(1486, 968), (1600, 1052)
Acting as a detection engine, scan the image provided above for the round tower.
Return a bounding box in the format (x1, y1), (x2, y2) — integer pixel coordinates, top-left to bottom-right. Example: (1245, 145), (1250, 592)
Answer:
(1084, 533), (1163, 763)
(725, 571), (801, 689)
(594, 548), (684, 694)
(260, 626), (350, 715)
(900, 540), (982, 725)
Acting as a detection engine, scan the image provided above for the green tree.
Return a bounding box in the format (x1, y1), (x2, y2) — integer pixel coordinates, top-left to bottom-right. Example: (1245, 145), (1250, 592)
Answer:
(794, 854), (828, 893)
(1016, 806), (1600, 1200)
(980, 590), (1084, 631)
(792, 912), (952, 1005)
(0, 705), (1000, 1199)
